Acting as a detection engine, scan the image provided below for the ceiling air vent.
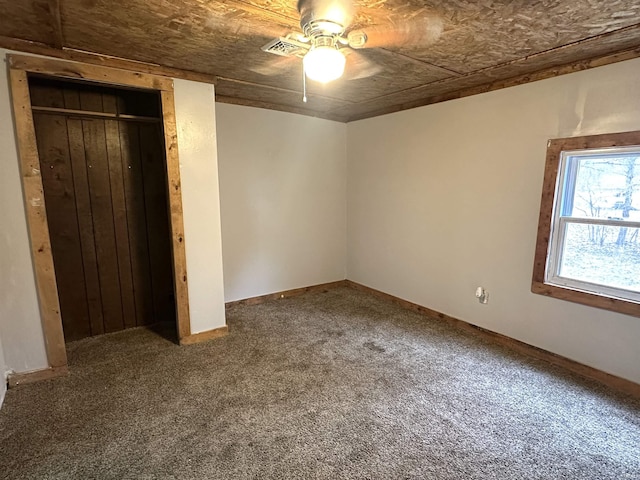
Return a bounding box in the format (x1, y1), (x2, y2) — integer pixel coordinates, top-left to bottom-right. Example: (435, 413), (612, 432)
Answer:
(261, 37), (309, 58)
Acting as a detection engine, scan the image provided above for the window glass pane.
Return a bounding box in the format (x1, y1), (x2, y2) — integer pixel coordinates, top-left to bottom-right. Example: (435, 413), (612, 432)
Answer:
(565, 154), (640, 221)
(558, 223), (640, 293)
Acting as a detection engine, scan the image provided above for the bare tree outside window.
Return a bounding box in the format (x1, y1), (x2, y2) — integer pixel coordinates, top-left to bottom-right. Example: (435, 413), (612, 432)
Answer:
(557, 154), (640, 294)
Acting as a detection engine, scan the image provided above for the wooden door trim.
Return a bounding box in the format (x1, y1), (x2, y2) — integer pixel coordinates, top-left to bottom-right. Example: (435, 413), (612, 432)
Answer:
(9, 54), (174, 91)
(8, 54), (191, 369)
(9, 67), (68, 368)
(159, 89), (191, 340)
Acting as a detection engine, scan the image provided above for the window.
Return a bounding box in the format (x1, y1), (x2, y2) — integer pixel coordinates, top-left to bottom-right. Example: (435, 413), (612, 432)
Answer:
(532, 131), (640, 317)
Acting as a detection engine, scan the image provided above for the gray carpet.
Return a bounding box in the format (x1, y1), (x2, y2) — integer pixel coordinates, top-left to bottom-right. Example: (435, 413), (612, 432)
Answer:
(1, 285), (638, 479)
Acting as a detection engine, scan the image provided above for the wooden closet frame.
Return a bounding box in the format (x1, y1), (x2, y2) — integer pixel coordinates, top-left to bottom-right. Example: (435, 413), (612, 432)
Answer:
(8, 54), (191, 372)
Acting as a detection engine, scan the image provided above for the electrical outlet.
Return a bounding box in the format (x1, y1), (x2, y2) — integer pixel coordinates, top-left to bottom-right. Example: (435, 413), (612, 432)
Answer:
(475, 287), (488, 304)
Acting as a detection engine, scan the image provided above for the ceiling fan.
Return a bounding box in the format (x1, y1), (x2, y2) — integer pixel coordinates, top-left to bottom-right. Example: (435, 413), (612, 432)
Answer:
(259, 0), (444, 97)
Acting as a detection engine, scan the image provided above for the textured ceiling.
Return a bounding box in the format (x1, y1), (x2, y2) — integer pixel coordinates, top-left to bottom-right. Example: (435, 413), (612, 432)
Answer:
(1, 0), (639, 122)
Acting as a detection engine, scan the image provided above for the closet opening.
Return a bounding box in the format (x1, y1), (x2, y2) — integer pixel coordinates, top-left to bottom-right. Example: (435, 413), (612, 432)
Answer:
(28, 76), (178, 343)
(10, 55), (192, 374)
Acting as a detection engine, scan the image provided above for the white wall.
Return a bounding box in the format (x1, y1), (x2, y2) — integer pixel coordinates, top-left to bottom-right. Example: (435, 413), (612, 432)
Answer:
(216, 103), (347, 302)
(0, 51), (49, 373)
(174, 79), (226, 333)
(347, 57), (640, 383)
(0, 51), (226, 373)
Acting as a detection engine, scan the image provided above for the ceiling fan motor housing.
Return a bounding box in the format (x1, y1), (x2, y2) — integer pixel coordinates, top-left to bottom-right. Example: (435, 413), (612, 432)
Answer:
(297, 0), (352, 37)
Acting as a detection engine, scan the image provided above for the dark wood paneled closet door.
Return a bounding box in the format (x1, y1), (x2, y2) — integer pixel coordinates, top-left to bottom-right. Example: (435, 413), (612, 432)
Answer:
(31, 79), (175, 342)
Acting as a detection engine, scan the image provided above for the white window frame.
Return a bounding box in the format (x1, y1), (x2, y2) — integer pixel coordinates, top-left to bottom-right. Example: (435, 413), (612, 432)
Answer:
(545, 146), (640, 304)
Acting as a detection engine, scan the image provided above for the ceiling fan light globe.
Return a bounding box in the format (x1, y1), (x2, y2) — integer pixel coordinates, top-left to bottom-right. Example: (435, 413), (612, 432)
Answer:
(303, 46), (346, 83)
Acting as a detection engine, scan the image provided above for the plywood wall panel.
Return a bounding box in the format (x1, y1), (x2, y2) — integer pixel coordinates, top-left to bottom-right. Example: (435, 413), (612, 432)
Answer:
(65, 116), (106, 336)
(394, 0), (640, 73)
(33, 113), (91, 342)
(0, 0), (61, 46)
(138, 123), (176, 325)
(80, 115), (125, 333)
(119, 123), (155, 326)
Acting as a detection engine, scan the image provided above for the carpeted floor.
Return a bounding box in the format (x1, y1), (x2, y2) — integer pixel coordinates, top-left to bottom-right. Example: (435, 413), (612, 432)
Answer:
(0, 285), (639, 479)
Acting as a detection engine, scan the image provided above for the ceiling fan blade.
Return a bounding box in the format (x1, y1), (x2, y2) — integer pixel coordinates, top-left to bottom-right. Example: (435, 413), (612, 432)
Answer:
(343, 50), (382, 81)
(298, 0), (355, 30)
(249, 55), (299, 77)
(348, 14), (444, 49)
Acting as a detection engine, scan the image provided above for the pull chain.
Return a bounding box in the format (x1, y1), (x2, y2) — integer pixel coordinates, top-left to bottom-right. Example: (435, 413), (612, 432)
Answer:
(302, 67), (307, 103)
